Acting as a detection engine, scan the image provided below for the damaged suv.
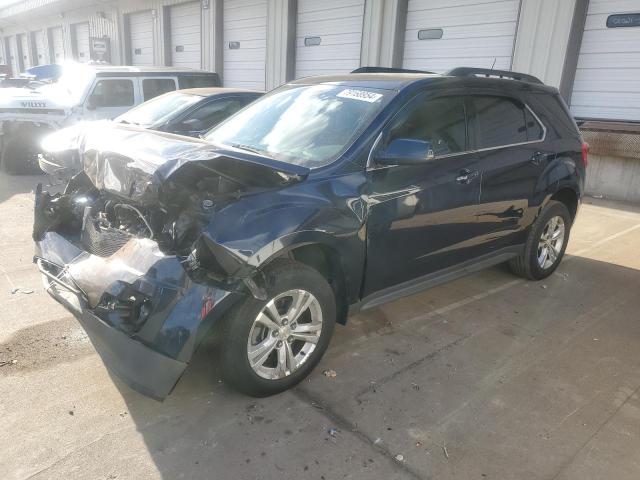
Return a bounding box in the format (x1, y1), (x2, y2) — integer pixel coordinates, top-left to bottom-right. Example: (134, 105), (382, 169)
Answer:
(33, 68), (586, 399)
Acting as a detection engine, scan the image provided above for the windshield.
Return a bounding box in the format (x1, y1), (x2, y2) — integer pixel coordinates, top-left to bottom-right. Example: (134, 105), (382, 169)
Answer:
(115, 92), (202, 127)
(204, 84), (392, 168)
(35, 64), (94, 104)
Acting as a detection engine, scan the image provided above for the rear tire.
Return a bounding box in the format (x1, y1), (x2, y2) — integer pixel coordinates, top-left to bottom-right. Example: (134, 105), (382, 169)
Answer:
(1, 133), (42, 175)
(220, 259), (336, 397)
(509, 200), (571, 280)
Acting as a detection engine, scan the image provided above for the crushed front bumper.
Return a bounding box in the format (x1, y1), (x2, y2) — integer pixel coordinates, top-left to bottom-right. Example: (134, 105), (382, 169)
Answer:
(35, 232), (240, 400)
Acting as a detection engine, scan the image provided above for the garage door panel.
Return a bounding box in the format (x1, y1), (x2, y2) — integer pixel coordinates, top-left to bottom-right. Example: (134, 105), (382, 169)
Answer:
(73, 23), (90, 62)
(571, 106), (638, 120)
(33, 30), (46, 65)
(296, 44), (362, 62)
(405, 1), (520, 29)
(50, 27), (64, 63)
(402, 0), (519, 73)
(586, 0), (640, 14)
(223, 0), (267, 89)
(295, 32), (363, 47)
(406, 22), (517, 41)
(572, 91), (640, 109)
(298, 6), (365, 25)
(225, 25), (267, 41)
(129, 11), (153, 66)
(570, 0), (640, 121)
(403, 56), (511, 72)
(295, 0), (364, 77)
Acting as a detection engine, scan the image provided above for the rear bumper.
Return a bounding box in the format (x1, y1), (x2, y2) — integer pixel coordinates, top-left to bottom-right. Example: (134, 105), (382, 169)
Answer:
(35, 231), (240, 400)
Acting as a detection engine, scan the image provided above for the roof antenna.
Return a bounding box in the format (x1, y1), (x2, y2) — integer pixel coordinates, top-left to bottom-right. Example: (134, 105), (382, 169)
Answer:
(490, 58), (497, 71)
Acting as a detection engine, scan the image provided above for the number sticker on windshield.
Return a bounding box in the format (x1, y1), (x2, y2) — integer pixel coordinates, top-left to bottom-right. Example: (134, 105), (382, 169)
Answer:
(337, 89), (383, 103)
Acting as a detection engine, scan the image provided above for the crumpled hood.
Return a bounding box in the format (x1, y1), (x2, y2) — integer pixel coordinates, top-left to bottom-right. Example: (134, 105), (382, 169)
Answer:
(79, 124), (310, 204)
(0, 86), (73, 112)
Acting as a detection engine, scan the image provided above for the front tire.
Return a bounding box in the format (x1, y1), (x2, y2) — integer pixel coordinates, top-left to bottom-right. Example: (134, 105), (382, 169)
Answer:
(220, 259), (336, 397)
(509, 200), (571, 280)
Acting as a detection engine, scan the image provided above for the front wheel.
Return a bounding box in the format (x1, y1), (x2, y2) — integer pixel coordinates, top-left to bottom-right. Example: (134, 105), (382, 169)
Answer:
(220, 260), (336, 397)
(509, 200), (572, 280)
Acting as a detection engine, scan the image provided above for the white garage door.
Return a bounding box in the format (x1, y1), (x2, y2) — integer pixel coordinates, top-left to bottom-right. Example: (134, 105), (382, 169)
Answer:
(50, 27), (65, 63)
(295, 0), (365, 78)
(73, 23), (91, 62)
(223, 0), (267, 89)
(129, 11), (154, 66)
(403, 0), (521, 73)
(169, 2), (202, 69)
(570, 0), (640, 121)
(8, 37), (19, 74)
(18, 33), (30, 70)
(33, 30), (46, 65)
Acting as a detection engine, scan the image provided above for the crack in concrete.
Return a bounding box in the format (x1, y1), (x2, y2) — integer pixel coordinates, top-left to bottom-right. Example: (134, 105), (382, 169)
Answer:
(292, 387), (427, 480)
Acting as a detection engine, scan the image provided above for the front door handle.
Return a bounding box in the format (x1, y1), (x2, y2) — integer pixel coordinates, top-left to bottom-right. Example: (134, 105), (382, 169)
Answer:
(530, 151), (546, 165)
(456, 169), (479, 184)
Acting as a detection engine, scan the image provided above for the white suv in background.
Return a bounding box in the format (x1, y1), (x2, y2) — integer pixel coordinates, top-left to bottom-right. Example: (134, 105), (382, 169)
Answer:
(0, 64), (220, 174)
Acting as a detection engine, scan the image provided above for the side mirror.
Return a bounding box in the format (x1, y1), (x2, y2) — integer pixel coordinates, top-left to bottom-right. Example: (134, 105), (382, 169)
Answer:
(180, 118), (204, 131)
(375, 138), (435, 166)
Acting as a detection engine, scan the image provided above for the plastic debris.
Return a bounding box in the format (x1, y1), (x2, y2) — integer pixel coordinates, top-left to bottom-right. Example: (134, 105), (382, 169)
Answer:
(394, 454), (404, 462)
(541, 285), (548, 289)
(328, 427), (339, 437)
(323, 369), (337, 378)
(411, 383), (420, 391)
(9, 287), (34, 295)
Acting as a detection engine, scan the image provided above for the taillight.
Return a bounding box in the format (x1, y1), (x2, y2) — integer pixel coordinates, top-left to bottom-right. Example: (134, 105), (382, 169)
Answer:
(581, 142), (589, 168)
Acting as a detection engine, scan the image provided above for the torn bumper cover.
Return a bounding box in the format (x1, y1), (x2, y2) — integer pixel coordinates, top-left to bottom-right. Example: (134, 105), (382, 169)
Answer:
(34, 231), (239, 400)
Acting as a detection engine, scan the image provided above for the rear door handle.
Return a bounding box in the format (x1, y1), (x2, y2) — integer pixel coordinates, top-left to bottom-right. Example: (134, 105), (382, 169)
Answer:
(456, 169), (479, 184)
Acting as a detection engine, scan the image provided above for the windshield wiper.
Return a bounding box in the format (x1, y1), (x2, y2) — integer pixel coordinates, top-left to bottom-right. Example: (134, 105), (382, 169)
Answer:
(230, 143), (270, 157)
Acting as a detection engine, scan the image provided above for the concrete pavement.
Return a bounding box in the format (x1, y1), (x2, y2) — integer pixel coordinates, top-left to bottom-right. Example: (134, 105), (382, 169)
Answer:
(2, 172), (640, 480)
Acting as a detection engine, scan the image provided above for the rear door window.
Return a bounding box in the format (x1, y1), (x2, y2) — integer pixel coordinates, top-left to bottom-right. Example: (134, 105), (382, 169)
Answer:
(142, 78), (176, 101)
(468, 96), (528, 149)
(182, 97), (251, 131)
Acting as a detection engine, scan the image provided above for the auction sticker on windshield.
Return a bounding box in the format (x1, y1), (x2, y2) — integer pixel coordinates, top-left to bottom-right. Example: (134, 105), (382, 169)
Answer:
(337, 89), (383, 103)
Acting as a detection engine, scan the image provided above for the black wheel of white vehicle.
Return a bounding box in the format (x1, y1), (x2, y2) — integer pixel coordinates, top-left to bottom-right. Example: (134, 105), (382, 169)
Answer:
(220, 260), (336, 397)
(0, 133), (41, 175)
(509, 200), (571, 280)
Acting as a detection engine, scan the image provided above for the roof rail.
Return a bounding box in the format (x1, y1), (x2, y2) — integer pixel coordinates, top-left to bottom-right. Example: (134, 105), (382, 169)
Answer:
(446, 67), (543, 84)
(351, 66), (436, 75)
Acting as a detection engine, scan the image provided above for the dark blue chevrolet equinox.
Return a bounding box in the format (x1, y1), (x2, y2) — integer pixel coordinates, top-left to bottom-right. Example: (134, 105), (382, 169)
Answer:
(33, 67), (587, 398)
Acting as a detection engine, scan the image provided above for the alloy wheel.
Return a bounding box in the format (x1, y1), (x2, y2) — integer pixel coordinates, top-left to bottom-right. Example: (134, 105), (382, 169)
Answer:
(537, 215), (565, 269)
(247, 289), (323, 380)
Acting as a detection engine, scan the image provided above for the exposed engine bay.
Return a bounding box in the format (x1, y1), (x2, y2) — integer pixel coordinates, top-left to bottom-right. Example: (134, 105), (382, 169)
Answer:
(34, 125), (309, 290)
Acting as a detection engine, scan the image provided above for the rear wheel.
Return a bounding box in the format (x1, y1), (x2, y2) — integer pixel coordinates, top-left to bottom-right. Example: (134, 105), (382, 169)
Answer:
(220, 260), (336, 397)
(509, 200), (571, 280)
(1, 132), (42, 175)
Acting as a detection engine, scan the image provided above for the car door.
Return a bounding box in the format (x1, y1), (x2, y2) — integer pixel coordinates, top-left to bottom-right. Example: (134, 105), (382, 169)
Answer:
(85, 78), (137, 120)
(363, 92), (482, 296)
(468, 94), (548, 252)
(168, 96), (257, 137)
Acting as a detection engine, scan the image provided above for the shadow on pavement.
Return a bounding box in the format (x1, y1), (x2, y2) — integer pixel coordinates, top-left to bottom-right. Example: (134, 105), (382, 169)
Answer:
(108, 254), (640, 480)
(0, 171), (49, 205)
